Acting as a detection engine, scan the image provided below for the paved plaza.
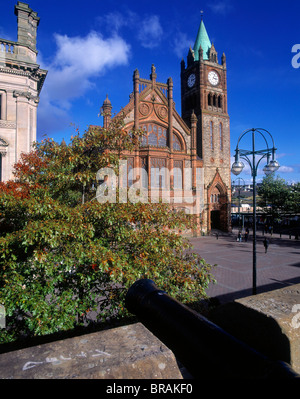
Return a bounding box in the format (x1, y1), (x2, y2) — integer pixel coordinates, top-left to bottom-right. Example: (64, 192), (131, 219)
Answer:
(189, 229), (300, 304)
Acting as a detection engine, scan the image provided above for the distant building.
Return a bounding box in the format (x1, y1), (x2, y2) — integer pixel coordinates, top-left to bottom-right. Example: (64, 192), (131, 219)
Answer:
(99, 19), (231, 233)
(0, 2), (47, 182)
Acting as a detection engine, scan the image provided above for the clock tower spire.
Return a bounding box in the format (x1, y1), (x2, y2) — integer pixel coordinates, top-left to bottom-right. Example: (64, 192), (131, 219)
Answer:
(181, 17), (231, 231)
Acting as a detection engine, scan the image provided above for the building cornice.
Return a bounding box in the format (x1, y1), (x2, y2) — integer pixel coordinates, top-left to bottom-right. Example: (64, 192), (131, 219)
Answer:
(0, 65), (47, 94)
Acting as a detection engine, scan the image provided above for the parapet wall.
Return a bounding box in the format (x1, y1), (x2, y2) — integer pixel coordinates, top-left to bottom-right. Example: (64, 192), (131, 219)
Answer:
(0, 323), (183, 379)
(1, 284), (300, 378)
(209, 283), (300, 374)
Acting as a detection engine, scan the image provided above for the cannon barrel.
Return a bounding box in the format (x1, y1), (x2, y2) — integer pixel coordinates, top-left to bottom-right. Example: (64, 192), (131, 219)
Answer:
(125, 279), (300, 379)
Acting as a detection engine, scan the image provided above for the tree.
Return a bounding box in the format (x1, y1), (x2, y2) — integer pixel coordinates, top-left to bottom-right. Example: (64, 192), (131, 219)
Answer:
(257, 174), (300, 222)
(0, 116), (215, 344)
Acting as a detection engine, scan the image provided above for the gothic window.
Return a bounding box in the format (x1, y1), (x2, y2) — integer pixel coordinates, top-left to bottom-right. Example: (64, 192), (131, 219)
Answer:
(208, 93), (212, 107)
(140, 123), (167, 147)
(127, 157), (134, 187)
(210, 121), (214, 150)
(219, 123), (223, 151)
(158, 127), (167, 147)
(213, 94), (217, 107)
(218, 96), (222, 109)
(140, 157), (148, 188)
(210, 187), (221, 206)
(141, 125), (148, 146)
(121, 157), (134, 188)
(150, 158), (167, 188)
(173, 160), (183, 189)
(173, 134), (182, 151)
(148, 132), (157, 146)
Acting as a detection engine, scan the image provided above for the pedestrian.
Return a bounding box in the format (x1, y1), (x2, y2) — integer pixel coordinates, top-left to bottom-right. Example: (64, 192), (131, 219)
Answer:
(263, 237), (269, 253)
(238, 231), (242, 242)
(244, 228), (249, 242)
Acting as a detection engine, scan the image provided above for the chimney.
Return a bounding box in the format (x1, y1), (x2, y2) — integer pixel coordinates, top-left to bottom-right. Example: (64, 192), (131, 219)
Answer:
(14, 2), (40, 51)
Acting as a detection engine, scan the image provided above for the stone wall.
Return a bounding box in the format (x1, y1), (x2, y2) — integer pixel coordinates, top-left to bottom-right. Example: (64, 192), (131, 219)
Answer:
(1, 284), (300, 378)
(0, 323), (183, 379)
(209, 284), (300, 374)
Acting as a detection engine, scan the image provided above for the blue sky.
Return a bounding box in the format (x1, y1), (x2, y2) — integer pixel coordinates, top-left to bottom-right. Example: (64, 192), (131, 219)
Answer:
(2, 0), (300, 183)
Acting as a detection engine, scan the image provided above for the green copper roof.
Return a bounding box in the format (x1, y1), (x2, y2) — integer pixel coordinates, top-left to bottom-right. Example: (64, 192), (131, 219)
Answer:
(193, 20), (211, 61)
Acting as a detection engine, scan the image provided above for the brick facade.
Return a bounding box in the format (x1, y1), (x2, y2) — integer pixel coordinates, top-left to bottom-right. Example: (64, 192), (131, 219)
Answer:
(100, 21), (231, 234)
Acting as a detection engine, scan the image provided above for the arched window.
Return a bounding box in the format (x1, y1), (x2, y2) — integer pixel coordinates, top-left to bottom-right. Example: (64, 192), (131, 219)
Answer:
(210, 187), (221, 205)
(208, 93), (212, 106)
(210, 121), (214, 150)
(140, 123), (167, 147)
(173, 134), (182, 151)
(219, 123), (223, 151)
(218, 96), (222, 109)
(213, 94), (217, 107)
(173, 160), (183, 189)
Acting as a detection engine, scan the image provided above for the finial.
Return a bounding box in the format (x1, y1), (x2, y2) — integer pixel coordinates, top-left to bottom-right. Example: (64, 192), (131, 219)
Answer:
(200, 10), (204, 20)
(103, 94), (111, 105)
(150, 64), (157, 82)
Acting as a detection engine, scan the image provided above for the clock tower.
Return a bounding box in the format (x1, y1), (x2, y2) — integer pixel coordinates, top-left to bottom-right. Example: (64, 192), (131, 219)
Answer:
(181, 18), (231, 231)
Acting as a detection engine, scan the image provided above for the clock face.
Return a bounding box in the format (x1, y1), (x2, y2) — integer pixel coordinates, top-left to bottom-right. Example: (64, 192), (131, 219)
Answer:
(208, 71), (219, 86)
(187, 73), (196, 88)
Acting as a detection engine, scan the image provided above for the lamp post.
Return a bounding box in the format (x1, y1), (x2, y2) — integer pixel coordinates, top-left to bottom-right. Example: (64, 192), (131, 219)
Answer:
(231, 128), (280, 295)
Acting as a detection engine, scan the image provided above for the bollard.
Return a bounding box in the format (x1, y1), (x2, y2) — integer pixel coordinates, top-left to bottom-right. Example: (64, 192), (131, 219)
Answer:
(125, 279), (300, 379)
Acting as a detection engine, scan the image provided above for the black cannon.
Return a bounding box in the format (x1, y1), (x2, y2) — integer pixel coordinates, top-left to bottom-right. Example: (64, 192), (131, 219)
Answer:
(125, 279), (300, 379)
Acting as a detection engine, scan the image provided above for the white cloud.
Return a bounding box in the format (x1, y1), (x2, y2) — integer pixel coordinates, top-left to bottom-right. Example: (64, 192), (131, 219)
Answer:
(44, 31), (130, 108)
(208, 1), (234, 15)
(99, 11), (136, 33)
(278, 165), (294, 173)
(37, 31), (131, 135)
(137, 15), (163, 49)
(97, 11), (163, 49)
(173, 32), (193, 58)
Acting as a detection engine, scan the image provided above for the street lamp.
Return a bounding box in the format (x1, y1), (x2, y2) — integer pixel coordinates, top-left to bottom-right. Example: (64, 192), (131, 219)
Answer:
(231, 128), (280, 295)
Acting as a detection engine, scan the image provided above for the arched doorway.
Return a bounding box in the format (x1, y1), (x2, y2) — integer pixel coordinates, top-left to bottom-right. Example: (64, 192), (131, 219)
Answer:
(210, 186), (221, 229)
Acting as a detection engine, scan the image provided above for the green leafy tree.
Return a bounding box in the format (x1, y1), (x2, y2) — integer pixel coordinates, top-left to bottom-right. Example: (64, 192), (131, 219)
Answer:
(0, 116), (215, 344)
(257, 174), (300, 222)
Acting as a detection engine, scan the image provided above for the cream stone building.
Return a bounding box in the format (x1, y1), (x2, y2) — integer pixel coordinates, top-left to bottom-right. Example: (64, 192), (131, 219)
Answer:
(0, 2), (47, 182)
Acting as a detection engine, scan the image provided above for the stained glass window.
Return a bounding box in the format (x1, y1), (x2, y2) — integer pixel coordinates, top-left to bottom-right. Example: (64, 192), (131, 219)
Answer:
(140, 124), (167, 147)
(150, 158), (167, 188)
(173, 135), (182, 151)
(173, 160), (183, 189)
